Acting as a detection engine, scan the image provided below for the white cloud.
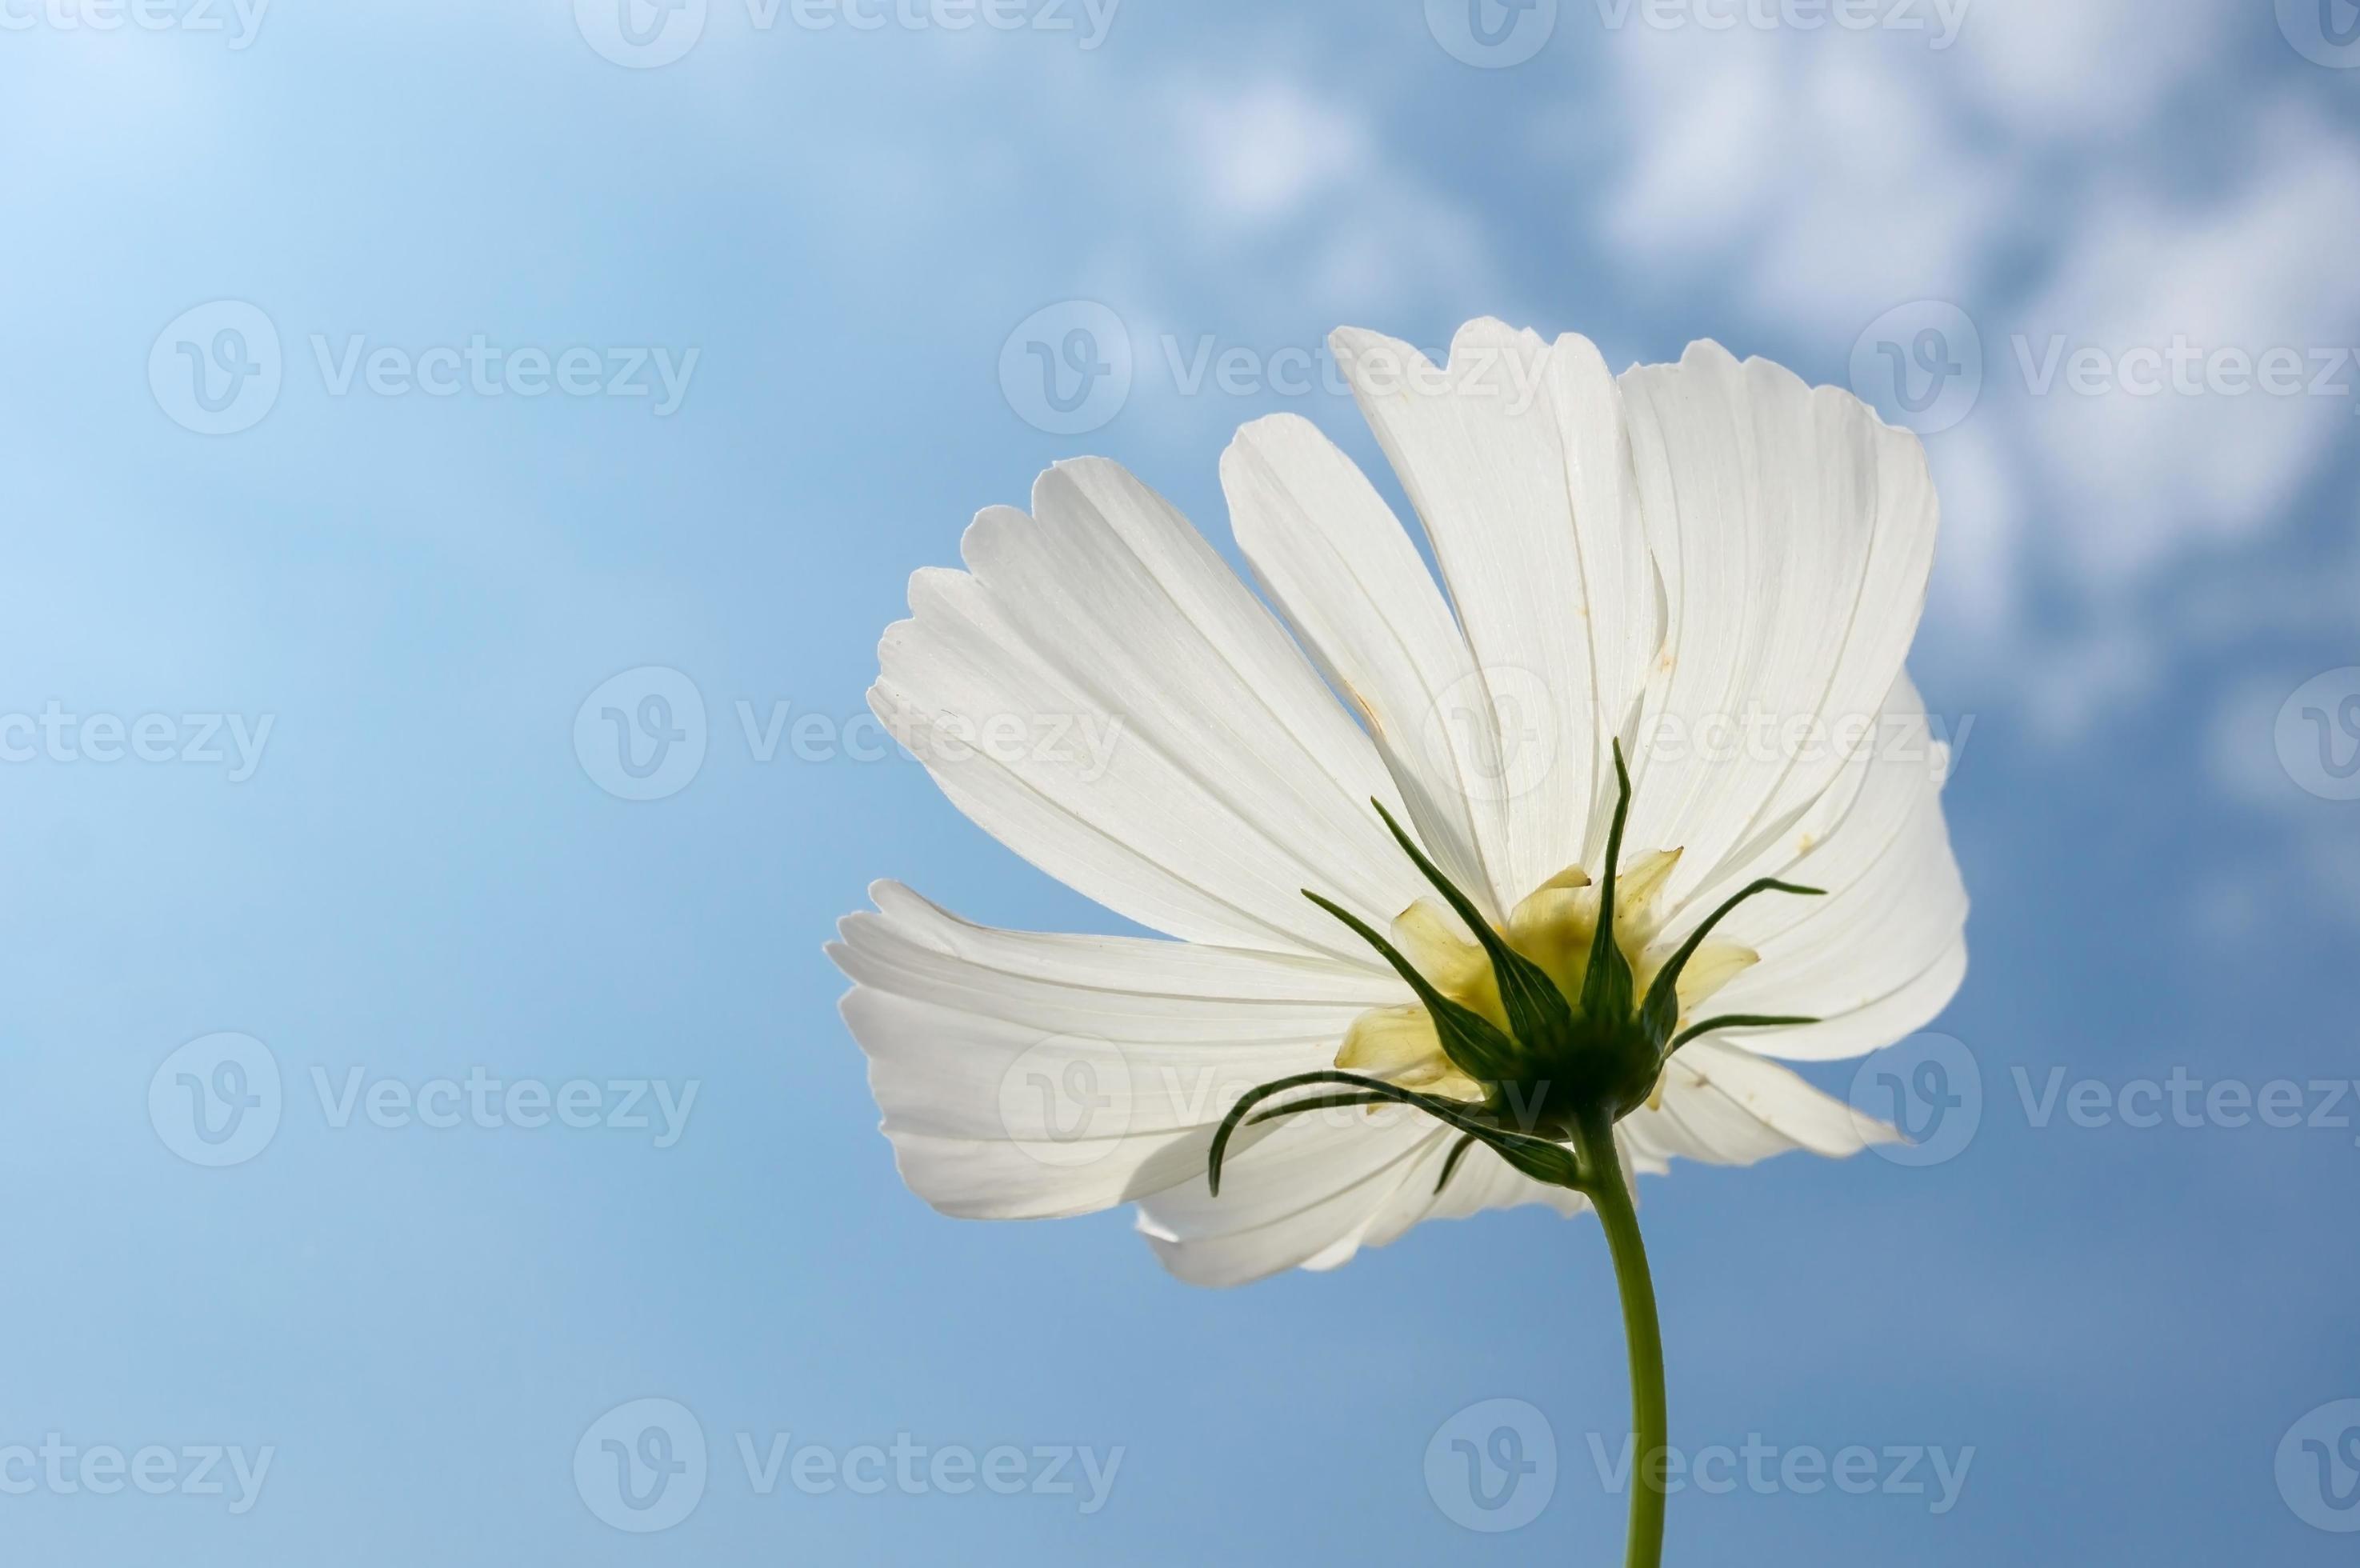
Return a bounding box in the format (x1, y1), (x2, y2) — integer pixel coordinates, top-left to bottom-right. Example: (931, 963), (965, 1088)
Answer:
(2002, 99), (2360, 586)
(1587, 3), (2360, 691)
(1172, 78), (1374, 229)
(1602, 35), (2006, 335)
(1950, 0), (2226, 134)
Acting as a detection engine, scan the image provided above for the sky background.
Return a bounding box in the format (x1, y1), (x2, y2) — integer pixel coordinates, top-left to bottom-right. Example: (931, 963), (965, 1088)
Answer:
(2, 0), (2358, 1561)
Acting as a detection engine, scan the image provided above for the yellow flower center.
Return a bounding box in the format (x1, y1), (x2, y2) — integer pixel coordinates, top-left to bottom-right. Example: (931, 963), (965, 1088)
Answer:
(1334, 847), (1762, 1105)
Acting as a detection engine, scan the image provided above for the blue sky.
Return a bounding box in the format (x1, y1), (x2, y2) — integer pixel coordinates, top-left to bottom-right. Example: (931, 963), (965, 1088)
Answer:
(2, 0), (2358, 1561)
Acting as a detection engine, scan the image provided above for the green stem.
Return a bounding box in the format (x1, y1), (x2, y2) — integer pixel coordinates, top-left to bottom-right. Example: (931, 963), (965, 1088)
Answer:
(1574, 1113), (1666, 1568)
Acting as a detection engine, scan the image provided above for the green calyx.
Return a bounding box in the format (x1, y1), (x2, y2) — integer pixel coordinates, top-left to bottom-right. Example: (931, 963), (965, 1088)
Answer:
(1210, 742), (1824, 1201)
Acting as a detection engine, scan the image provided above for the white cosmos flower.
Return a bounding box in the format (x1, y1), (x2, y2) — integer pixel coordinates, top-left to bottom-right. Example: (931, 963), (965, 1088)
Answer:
(831, 318), (1968, 1288)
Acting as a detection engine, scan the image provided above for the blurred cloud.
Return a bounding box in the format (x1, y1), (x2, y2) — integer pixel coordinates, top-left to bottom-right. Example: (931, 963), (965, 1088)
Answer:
(1577, 0), (2360, 709)
(2006, 98), (2360, 585)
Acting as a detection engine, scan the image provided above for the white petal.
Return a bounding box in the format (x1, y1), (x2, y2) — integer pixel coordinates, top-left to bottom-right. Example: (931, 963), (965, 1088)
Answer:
(1618, 342), (1940, 907)
(1666, 676), (1968, 1061)
(1622, 1040), (1897, 1166)
(1136, 1113), (1452, 1287)
(1222, 413), (1514, 915)
(1333, 321), (1662, 894)
(872, 458), (1426, 962)
(833, 882), (1401, 1223)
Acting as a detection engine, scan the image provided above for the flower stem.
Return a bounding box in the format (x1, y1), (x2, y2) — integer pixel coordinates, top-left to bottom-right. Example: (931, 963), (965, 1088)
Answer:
(1574, 1112), (1666, 1568)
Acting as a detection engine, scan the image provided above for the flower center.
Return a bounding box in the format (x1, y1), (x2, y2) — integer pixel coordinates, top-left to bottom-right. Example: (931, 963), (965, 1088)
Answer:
(1333, 848), (1762, 1108)
(1205, 744), (1826, 1201)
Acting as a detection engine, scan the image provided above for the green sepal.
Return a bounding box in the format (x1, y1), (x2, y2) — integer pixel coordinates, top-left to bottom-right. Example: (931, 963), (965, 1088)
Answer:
(1244, 1090), (1392, 1125)
(1426, 1122), (1588, 1197)
(1368, 798), (1571, 1054)
(1434, 1133), (1479, 1195)
(1206, 1069), (1572, 1197)
(1638, 877), (1824, 1043)
(1667, 1014), (1819, 1054)
(1302, 890), (1520, 1084)
(1581, 742), (1638, 1022)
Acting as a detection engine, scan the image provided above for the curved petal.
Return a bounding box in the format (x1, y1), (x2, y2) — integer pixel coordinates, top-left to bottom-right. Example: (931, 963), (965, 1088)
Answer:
(1331, 321), (1662, 894)
(1658, 675), (1969, 1062)
(1222, 412), (1514, 916)
(832, 882), (1404, 1222)
(1136, 1113), (1454, 1287)
(1622, 1041), (1898, 1166)
(872, 458), (1428, 962)
(1617, 342), (1941, 910)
